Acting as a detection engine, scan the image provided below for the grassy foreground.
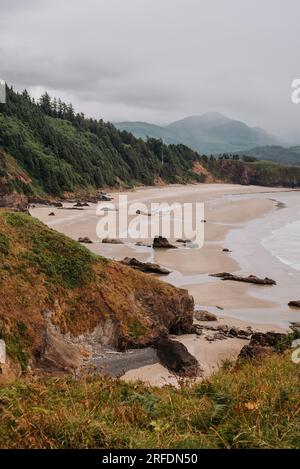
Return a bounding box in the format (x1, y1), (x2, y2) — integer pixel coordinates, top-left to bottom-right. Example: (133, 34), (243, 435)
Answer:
(0, 352), (299, 449)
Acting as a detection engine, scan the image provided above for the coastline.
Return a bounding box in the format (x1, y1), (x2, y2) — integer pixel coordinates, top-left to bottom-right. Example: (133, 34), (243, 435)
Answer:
(30, 183), (299, 386)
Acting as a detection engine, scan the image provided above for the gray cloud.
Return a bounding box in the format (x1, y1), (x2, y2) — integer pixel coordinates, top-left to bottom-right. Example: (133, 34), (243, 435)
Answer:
(0, 0), (299, 141)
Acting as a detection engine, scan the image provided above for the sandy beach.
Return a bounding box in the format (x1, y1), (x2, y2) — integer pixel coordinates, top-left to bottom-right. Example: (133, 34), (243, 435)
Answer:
(30, 183), (300, 386)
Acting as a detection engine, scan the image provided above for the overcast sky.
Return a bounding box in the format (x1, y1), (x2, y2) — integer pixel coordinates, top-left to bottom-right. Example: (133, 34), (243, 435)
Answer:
(0, 0), (299, 141)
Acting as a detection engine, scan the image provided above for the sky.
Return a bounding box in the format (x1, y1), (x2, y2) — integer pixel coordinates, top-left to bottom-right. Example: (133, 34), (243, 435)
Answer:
(0, 0), (300, 142)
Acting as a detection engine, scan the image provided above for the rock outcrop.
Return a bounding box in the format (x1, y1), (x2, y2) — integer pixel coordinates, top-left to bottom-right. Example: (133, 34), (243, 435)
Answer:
(210, 272), (276, 285)
(153, 236), (177, 249)
(0, 193), (29, 213)
(0, 210), (195, 374)
(288, 301), (300, 308)
(78, 237), (93, 244)
(102, 237), (124, 244)
(120, 257), (171, 275)
(238, 332), (289, 360)
(157, 338), (200, 377)
(194, 310), (217, 321)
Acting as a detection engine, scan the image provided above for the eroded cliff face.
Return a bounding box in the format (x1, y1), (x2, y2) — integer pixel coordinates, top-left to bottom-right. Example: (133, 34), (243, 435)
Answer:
(0, 210), (194, 376)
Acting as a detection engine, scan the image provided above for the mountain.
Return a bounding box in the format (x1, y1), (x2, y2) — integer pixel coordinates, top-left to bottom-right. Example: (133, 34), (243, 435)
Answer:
(237, 145), (300, 166)
(116, 112), (281, 154)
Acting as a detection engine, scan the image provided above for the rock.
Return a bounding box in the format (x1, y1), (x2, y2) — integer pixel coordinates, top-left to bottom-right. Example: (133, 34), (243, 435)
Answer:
(288, 301), (300, 308)
(176, 239), (192, 244)
(290, 322), (300, 333)
(74, 201), (89, 207)
(210, 272), (276, 285)
(78, 237), (93, 244)
(48, 212), (55, 216)
(157, 338), (200, 377)
(194, 310), (217, 322)
(228, 327), (239, 337)
(191, 324), (203, 336)
(135, 209), (151, 216)
(239, 344), (274, 360)
(102, 237), (123, 244)
(120, 257), (171, 275)
(53, 201), (63, 208)
(0, 193), (29, 213)
(152, 236), (177, 249)
(135, 241), (151, 247)
(238, 331), (289, 361)
(250, 332), (287, 347)
(97, 193), (113, 202)
(222, 248), (231, 252)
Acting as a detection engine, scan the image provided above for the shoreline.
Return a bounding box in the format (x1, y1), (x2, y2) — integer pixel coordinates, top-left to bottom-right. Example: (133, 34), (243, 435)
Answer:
(30, 183), (300, 386)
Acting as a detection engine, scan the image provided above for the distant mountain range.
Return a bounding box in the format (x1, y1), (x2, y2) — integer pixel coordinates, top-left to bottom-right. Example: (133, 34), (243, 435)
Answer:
(115, 112), (281, 154)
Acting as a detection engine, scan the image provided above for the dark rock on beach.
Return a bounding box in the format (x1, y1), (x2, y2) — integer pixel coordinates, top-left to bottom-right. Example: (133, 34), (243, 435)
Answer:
(238, 331), (289, 361)
(153, 236), (177, 249)
(210, 272), (276, 285)
(120, 257), (171, 275)
(157, 337), (200, 377)
(288, 301), (300, 308)
(78, 236), (93, 244)
(102, 237), (123, 244)
(74, 201), (90, 207)
(48, 212), (55, 216)
(194, 310), (217, 322)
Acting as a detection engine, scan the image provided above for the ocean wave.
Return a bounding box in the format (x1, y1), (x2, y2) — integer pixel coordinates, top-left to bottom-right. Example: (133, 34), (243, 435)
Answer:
(262, 220), (300, 271)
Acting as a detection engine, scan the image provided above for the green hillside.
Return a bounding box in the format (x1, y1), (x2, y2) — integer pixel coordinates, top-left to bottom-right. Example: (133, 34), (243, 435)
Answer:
(237, 145), (300, 166)
(0, 86), (204, 196)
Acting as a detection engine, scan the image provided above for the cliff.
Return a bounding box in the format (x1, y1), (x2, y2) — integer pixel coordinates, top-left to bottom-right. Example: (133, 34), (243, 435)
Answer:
(0, 210), (194, 376)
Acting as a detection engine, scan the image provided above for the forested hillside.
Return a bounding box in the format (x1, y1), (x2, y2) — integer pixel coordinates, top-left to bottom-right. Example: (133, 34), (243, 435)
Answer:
(0, 86), (204, 196)
(1, 85), (300, 198)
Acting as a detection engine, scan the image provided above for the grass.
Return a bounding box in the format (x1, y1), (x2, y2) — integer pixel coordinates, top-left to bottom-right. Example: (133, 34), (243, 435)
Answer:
(0, 352), (299, 449)
(4, 211), (100, 289)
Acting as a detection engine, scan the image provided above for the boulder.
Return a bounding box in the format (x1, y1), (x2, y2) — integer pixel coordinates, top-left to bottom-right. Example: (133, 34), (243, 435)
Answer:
(210, 272), (276, 285)
(194, 310), (217, 322)
(102, 237), (123, 244)
(238, 344), (274, 360)
(157, 338), (200, 377)
(78, 237), (93, 244)
(290, 322), (300, 333)
(120, 257), (171, 275)
(152, 236), (177, 249)
(250, 332), (287, 347)
(48, 212), (55, 216)
(74, 201), (89, 207)
(288, 301), (300, 308)
(238, 331), (289, 361)
(222, 248), (232, 252)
